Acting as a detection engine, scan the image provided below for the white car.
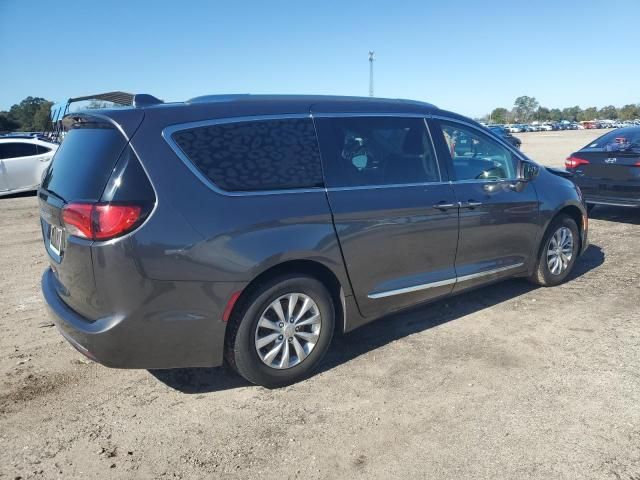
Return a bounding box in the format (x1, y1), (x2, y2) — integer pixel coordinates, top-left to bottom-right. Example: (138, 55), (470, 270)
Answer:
(539, 124), (553, 131)
(0, 136), (58, 196)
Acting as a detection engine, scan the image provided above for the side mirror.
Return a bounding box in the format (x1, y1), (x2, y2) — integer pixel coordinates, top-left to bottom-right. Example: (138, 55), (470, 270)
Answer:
(520, 161), (539, 181)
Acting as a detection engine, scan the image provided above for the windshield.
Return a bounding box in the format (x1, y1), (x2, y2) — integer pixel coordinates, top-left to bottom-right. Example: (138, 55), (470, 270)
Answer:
(581, 127), (640, 151)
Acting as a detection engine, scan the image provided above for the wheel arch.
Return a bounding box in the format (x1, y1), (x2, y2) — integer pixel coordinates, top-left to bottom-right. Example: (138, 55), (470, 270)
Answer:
(226, 259), (346, 338)
(536, 202), (586, 264)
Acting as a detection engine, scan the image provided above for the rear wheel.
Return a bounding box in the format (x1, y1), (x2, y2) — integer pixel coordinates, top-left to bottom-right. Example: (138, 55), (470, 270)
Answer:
(529, 214), (580, 287)
(225, 274), (335, 387)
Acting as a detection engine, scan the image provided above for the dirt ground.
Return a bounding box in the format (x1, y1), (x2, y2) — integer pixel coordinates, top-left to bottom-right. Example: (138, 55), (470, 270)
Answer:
(1, 129), (639, 480)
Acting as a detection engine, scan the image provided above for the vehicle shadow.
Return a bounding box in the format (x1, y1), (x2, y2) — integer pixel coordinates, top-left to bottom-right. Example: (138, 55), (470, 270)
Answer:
(150, 244), (604, 394)
(0, 191), (37, 199)
(589, 206), (640, 225)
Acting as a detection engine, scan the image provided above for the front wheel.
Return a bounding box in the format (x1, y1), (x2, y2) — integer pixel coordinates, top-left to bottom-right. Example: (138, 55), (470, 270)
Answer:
(529, 214), (580, 287)
(225, 274), (335, 387)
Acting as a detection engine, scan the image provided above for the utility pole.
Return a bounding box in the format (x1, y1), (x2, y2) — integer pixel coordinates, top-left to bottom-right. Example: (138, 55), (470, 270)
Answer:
(368, 51), (375, 97)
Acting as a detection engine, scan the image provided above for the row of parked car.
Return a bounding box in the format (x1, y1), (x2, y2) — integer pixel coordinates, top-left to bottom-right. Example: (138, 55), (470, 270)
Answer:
(494, 120), (640, 133)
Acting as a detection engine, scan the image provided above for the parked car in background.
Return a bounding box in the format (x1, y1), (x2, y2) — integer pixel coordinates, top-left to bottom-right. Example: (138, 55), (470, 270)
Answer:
(0, 136), (57, 196)
(488, 125), (522, 149)
(566, 126), (640, 211)
(40, 94), (588, 387)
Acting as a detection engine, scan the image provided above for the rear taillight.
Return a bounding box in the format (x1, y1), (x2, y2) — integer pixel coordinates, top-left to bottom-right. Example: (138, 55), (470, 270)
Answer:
(565, 156), (590, 169)
(62, 203), (143, 241)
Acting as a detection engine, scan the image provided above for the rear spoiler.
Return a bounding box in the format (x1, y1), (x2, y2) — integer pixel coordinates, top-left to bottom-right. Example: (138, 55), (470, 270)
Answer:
(49, 92), (162, 142)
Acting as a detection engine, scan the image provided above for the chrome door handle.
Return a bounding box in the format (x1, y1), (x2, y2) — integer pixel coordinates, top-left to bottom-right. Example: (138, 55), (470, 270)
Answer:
(460, 201), (482, 209)
(433, 202), (456, 210)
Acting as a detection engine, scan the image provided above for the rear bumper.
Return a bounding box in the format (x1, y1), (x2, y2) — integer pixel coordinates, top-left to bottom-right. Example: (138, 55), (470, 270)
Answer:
(42, 268), (231, 369)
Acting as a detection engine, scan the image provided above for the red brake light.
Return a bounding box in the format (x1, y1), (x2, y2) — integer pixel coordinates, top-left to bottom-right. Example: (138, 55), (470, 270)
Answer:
(61, 203), (93, 239)
(565, 156), (590, 169)
(62, 203), (142, 240)
(93, 205), (141, 240)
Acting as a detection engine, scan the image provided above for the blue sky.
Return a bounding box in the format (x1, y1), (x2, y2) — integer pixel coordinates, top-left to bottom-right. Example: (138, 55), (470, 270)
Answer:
(1, 0), (638, 116)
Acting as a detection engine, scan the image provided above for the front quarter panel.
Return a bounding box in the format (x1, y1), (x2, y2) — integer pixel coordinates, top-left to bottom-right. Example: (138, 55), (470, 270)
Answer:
(534, 167), (588, 253)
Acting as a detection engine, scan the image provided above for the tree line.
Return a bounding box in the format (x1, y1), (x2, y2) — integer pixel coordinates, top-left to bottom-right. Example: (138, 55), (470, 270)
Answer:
(485, 96), (640, 124)
(0, 97), (125, 133)
(0, 96), (54, 132)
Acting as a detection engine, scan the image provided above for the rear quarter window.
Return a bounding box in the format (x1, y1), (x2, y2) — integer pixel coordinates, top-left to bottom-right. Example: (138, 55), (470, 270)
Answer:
(171, 118), (324, 191)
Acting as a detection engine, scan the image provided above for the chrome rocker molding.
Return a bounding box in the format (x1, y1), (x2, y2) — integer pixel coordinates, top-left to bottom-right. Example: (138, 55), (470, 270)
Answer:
(368, 263), (525, 299)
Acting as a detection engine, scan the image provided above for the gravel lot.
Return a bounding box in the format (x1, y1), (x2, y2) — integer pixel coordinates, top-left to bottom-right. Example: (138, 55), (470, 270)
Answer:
(1, 129), (638, 480)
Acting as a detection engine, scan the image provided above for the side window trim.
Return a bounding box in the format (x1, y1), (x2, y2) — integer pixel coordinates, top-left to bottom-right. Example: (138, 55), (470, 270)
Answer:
(431, 116), (524, 183)
(163, 114), (326, 197)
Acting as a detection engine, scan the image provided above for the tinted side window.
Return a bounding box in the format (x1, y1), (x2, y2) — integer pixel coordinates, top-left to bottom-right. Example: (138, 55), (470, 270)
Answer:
(0, 142), (38, 159)
(439, 121), (517, 181)
(315, 116), (440, 187)
(172, 118), (323, 191)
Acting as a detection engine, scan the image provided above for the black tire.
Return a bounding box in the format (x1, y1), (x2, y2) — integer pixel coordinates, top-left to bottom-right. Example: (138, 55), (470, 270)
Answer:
(225, 274), (335, 388)
(587, 203), (596, 215)
(529, 214), (580, 287)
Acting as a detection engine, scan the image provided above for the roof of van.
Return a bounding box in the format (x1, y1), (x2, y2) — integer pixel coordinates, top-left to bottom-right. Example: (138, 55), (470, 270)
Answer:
(68, 93), (478, 133)
(185, 94), (437, 109)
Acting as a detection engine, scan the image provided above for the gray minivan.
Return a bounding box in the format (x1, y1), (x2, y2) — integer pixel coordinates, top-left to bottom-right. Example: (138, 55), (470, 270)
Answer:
(39, 95), (588, 387)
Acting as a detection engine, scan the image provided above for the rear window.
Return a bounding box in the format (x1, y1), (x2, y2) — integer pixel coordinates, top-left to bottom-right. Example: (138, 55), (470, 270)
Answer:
(41, 122), (127, 202)
(582, 127), (640, 150)
(171, 118), (324, 191)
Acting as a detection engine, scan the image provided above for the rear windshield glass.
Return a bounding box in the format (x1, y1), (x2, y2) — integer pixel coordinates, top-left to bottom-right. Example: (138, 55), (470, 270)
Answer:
(171, 118), (324, 191)
(41, 124), (126, 202)
(582, 127), (640, 151)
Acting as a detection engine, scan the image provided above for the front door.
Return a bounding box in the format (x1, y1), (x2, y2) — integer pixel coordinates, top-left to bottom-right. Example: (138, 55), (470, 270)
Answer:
(430, 118), (540, 292)
(314, 115), (459, 317)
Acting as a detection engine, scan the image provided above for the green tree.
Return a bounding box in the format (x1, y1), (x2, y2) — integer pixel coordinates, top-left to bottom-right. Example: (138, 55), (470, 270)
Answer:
(490, 107), (509, 124)
(598, 105), (618, 120)
(32, 101), (54, 132)
(513, 96), (539, 122)
(534, 106), (550, 121)
(618, 104), (640, 120)
(561, 106), (582, 121)
(0, 112), (21, 132)
(548, 108), (562, 122)
(578, 107), (598, 121)
(8, 96), (51, 131)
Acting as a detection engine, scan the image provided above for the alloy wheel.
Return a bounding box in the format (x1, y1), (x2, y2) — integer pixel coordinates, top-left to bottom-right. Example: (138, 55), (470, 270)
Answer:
(546, 226), (574, 275)
(254, 293), (321, 369)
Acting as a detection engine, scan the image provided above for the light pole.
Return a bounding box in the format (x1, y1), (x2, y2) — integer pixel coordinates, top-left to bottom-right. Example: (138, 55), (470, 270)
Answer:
(368, 51), (375, 97)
